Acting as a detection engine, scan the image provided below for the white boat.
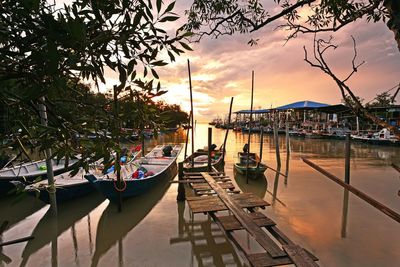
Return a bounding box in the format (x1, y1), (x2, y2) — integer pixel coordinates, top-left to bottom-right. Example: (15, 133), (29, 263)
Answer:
(351, 128), (400, 146)
(0, 157), (79, 195)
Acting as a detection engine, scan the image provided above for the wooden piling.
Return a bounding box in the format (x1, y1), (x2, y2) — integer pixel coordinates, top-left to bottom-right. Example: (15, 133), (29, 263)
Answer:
(177, 162), (186, 201)
(285, 122), (290, 155)
(274, 118), (281, 168)
(207, 127), (212, 172)
(246, 71), (255, 184)
(257, 128), (264, 169)
(187, 59), (195, 167)
(345, 133), (351, 184)
(302, 157), (400, 223)
(38, 97), (57, 215)
(184, 111), (192, 160)
(222, 97), (234, 162)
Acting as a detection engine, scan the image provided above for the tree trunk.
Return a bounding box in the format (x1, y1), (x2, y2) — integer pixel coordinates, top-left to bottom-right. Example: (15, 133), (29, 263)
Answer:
(384, 0), (400, 51)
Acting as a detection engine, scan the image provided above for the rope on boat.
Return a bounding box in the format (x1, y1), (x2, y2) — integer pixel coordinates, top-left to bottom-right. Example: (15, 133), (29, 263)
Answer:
(114, 179), (127, 192)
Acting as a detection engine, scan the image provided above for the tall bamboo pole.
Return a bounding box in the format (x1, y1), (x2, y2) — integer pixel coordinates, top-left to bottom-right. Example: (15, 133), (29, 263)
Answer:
(246, 71), (254, 184)
(184, 111), (192, 160)
(38, 97), (57, 215)
(187, 59), (195, 167)
(113, 85), (122, 212)
(222, 97), (234, 162)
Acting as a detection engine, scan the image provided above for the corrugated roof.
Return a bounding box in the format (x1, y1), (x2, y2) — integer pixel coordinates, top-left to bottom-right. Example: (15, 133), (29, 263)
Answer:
(234, 109), (270, 114)
(275, 100), (329, 110)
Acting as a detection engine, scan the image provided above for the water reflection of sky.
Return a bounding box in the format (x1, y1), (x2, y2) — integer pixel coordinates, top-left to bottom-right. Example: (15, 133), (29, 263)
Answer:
(1, 123), (399, 267)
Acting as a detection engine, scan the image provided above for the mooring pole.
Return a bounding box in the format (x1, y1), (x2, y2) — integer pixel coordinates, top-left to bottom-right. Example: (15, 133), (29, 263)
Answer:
(246, 71), (255, 184)
(38, 97), (57, 216)
(184, 111), (191, 160)
(177, 162), (185, 201)
(274, 115), (281, 168)
(285, 121), (290, 155)
(345, 133), (351, 184)
(222, 97), (234, 162)
(257, 128), (264, 169)
(207, 127), (212, 172)
(187, 59), (195, 167)
(341, 133), (351, 236)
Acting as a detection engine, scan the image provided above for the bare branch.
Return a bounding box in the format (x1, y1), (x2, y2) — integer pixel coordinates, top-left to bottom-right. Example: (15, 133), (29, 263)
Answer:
(303, 35), (400, 137)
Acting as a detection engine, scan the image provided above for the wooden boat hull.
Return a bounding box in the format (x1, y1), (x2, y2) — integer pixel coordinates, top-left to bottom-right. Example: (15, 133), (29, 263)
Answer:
(29, 179), (95, 204)
(234, 152), (267, 179)
(182, 150), (225, 173)
(86, 162), (177, 201)
(234, 163), (267, 177)
(86, 145), (181, 201)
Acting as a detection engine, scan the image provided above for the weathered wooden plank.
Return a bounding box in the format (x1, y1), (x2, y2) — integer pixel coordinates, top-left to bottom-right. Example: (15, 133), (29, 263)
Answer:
(216, 212), (276, 231)
(283, 245), (319, 267)
(183, 171), (225, 176)
(196, 190), (241, 196)
(184, 175), (230, 179)
(231, 193), (270, 209)
(201, 172), (286, 258)
(248, 253), (292, 267)
(187, 197), (228, 213)
(192, 182), (235, 191)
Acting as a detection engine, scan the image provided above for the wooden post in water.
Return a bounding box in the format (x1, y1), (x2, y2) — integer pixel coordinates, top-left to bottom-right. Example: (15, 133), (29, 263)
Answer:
(38, 97), (57, 215)
(285, 122), (290, 184)
(184, 111), (192, 160)
(222, 97), (234, 162)
(341, 133), (351, 236)
(207, 127), (212, 172)
(257, 128), (264, 169)
(274, 115), (281, 168)
(187, 59), (195, 167)
(345, 133), (351, 184)
(246, 71), (255, 184)
(285, 122), (290, 155)
(177, 162), (185, 201)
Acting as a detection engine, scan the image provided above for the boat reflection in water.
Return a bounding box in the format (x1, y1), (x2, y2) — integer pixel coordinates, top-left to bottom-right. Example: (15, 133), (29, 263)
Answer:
(170, 201), (245, 267)
(90, 174), (171, 267)
(233, 168), (267, 199)
(20, 192), (104, 267)
(0, 195), (45, 231)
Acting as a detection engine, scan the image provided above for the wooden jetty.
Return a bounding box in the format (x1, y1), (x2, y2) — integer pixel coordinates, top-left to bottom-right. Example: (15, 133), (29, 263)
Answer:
(178, 170), (319, 267)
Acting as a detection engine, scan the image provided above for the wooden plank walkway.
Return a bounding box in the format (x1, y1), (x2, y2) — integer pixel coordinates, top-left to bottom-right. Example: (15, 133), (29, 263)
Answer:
(182, 171), (319, 267)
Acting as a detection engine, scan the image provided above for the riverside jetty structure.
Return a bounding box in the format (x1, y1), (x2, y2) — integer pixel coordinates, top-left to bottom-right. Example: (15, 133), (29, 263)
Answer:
(232, 100), (400, 133)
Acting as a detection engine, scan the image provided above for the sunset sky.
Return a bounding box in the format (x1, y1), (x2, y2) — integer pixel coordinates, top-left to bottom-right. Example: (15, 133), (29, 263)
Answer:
(93, 1), (400, 121)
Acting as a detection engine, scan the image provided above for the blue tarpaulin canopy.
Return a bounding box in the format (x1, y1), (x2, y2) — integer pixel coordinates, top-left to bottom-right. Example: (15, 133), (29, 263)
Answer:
(234, 109), (270, 114)
(275, 101), (329, 110)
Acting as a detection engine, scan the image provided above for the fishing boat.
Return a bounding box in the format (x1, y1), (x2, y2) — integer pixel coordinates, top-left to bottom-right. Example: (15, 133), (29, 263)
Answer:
(351, 128), (400, 146)
(85, 144), (181, 201)
(182, 148), (225, 172)
(24, 169), (95, 204)
(23, 147), (143, 203)
(234, 152), (268, 178)
(0, 157), (79, 196)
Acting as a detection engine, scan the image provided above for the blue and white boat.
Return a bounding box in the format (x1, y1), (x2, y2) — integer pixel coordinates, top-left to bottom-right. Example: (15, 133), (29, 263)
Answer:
(24, 148), (142, 203)
(85, 144), (182, 201)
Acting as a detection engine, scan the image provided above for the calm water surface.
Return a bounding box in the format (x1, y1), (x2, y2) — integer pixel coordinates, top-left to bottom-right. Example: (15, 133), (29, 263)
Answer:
(1, 123), (399, 267)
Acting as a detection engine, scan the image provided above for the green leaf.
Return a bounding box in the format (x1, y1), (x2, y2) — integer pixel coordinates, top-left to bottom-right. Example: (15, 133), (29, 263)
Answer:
(156, 0), (163, 13)
(159, 15), (179, 22)
(151, 68), (159, 79)
(164, 1), (175, 13)
(179, 41), (193, 51)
